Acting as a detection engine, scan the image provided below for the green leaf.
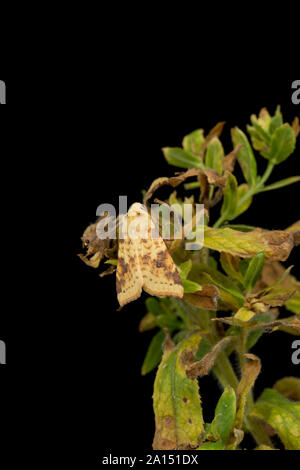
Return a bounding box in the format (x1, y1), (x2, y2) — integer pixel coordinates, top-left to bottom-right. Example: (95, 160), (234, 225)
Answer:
(253, 108), (272, 132)
(246, 312), (276, 349)
(247, 126), (266, 152)
(139, 312), (157, 332)
(182, 129), (205, 154)
(145, 298), (165, 317)
(205, 137), (224, 174)
(195, 337), (212, 361)
(231, 127), (257, 187)
(182, 279), (202, 293)
(141, 330), (166, 375)
(172, 329), (190, 344)
(261, 265), (294, 294)
(220, 173), (238, 221)
(178, 259), (193, 280)
(156, 315), (182, 331)
(286, 292), (300, 314)
(247, 106), (284, 155)
(250, 115), (271, 146)
(224, 224), (256, 232)
(162, 147), (204, 169)
(268, 124), (296, 164)
(197, 441), (224, 450)
(153, 331), (204, 450)
(243, 252), (265, 293)
(207, 255), (218, 270)
(258, 176), (300, 193)
(269, 109), (283, 135)
(104, 259), (118, 266)
(184, 181), (201, 190)
(220, 252), (244, 284)
(190, 263), (245, 310)
(235, 184), (253, 217)
(246, 330), (262, 350)
(211, 387), (236, 444)
(250, 388), (300, 450)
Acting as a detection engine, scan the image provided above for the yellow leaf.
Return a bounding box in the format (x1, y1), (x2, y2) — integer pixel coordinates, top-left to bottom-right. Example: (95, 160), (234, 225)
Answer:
(234, 308), (256, 322)
(250, 389), (300, 450)
(204, 226), (294, 262)
(153, 331), (204, 450)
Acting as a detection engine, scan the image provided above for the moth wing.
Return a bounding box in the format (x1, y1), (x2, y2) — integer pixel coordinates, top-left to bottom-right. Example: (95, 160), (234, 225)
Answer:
(138, 224), (183, 298)
(116, 235), (143, 307)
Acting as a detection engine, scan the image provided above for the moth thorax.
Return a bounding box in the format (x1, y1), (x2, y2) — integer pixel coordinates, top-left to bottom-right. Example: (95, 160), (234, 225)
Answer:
(128, 202), (147, 217)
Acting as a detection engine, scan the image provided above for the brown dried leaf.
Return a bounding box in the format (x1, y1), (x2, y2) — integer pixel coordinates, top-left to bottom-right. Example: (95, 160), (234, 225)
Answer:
(198, 172), (209, 205)
(259, 287), (296, 307)
(253, 229), (294, 262)
(254, 261), (291, 291)
(78, 251), (103, 268)
(286, 220), (300, 246)
(202, 121), (226, 153)
(226, 428), (245, 450)
(144, 166), (232, 210)
(99, 265), (116, 277)
(184, 284), (219, 311)
(143, 169), (201, 205)
(199, 169), (232, 207)
(186, 337), (234, 379)
(234, 354), (261, 431)
(237, 354), (261, 402)
(260, 317), (300, 334)
(254, 261), (300, 314)
(78, 217), (113, 268)
(205, 145), (242, 208)
(286, 220), (300, 232)
(211, 317), (235, 326)
(163, 328), (176, 354)
(214, 315), (300, 335)
(222, 145), (243, 173)
(104, 242), (118, 259)
(292, 116), (300, 138)
(279, 317), (300, 334)
(203, 168), (228, 188)
(209, 187), (224, 208)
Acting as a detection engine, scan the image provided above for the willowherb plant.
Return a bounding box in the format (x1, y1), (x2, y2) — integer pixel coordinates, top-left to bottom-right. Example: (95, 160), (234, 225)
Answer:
(80, 107), (300, 450)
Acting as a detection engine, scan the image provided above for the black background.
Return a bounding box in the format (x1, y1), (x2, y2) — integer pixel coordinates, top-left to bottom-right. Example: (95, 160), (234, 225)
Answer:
(0, 76), (299, 463)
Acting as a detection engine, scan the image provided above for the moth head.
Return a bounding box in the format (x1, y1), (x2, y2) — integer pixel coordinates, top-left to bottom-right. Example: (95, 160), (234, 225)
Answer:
(128, 202), (147, 218)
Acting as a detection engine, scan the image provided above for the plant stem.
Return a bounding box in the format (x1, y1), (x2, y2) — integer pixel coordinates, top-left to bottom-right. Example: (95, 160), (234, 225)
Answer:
(239, 328), (247, 370)
(213, 214), (226, 229)
(215, 350), (239, 389)
(258, 161), (274, 188)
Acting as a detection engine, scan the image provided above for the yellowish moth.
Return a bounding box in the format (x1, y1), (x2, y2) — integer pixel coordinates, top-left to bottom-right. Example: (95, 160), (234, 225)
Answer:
(116, 203), (183, 307)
